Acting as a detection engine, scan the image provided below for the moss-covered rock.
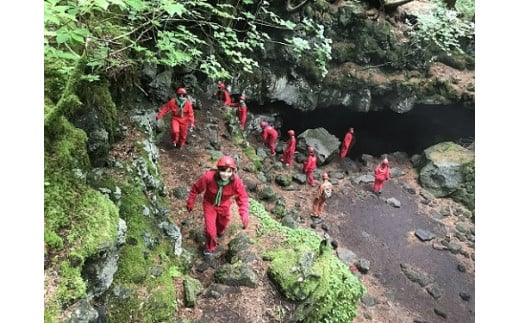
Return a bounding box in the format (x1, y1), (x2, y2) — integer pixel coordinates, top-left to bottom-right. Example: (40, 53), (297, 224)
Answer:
(250, 199), (365, 323)
(418, 142), (475, 210)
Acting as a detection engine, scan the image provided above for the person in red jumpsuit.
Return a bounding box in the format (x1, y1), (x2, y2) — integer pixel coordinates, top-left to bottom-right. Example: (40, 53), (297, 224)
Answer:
(186, 156), (249, 256)
(303, 146), (317, 187)
(373, 158), (390, 195)
(156, 87), (195, 148)
(234, 95), (248, 130)
(215, 81), (232, 106)
(260, 121), (279, 155)
(340, 127), (354, 158)
(281, 129), (296, 166)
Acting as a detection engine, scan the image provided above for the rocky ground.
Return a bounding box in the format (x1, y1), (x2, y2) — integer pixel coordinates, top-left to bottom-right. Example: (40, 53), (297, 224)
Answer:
(146, 94), (475, 322)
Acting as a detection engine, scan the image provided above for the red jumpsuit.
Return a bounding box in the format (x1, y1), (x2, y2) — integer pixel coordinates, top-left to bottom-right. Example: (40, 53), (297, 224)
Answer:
(340, 132), (353, 158)
(373, 163), (390, 193)
(215, 82), (232, 106)
(282, 135), (296, 165)
(303, 154), (317, 186)
(186, 170), (249, 252)
(262, 126), (279, 154)
(156, 97), (195, 147)
(236, 102), (247, 130)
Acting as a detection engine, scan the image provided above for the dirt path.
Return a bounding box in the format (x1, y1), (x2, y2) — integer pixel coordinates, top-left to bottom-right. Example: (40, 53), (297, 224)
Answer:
(156, 99), (475, 322)
(324, 175), (475, 322)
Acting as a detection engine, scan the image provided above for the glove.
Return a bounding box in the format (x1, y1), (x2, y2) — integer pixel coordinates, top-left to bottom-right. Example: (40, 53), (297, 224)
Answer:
(242, 216), (249, 230)
(189, 124), (195, 132)
(186, 204), (193, 212)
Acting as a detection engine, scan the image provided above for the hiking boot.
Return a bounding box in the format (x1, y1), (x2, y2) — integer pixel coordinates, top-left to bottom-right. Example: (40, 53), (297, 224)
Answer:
(172, 142), (177, 148)
(312, 217), (324, 224)
(217, 232), (224, 238)
(202, 249), (214, 257)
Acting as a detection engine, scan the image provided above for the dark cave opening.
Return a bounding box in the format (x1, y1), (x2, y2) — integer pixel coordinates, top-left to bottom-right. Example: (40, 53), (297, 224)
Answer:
(248, 101), (475, 159)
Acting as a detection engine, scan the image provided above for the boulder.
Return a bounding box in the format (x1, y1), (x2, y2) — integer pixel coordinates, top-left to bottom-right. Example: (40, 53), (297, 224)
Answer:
(296, 128), (341, 166)
(418, 142), (475, 199)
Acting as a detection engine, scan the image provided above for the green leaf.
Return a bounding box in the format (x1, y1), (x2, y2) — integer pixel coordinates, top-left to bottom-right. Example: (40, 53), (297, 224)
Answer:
(163, 2), (186, 16)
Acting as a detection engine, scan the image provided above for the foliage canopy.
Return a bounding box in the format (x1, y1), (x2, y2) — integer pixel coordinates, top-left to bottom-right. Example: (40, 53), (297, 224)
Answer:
(44, 0), (332, 82)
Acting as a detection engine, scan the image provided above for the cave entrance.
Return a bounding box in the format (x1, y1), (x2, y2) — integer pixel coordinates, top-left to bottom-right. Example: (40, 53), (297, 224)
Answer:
(249, 102), (475, 159)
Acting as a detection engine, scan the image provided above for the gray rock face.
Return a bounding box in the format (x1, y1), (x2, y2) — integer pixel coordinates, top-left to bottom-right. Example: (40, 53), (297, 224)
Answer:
(267, 74), (318, 110)
(82, 243), (120, 298)
(418, 142), (475, 197)
(296, 128), (341, 165)
(63, 299), (98, 322)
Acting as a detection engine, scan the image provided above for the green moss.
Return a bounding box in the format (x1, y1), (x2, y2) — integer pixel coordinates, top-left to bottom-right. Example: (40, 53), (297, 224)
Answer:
(143, 287), (177, 322)
(243, 145), (262, 171)
(105, 283), (141, 322)
(76, 80), (118, 144)
(102, 172), (178, 319)
(251, 199), (365, 322)
(294, 250), (365, 323)
(452, 160), (475, 211)
(55, 261), (87, 307)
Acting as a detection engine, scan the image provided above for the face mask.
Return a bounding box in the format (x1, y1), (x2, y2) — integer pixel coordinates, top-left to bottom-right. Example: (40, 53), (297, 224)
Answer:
(219, 168), (233, 181)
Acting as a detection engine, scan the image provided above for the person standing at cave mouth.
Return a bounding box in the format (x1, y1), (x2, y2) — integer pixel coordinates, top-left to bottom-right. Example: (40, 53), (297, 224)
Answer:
(373, 158), (390, 195)
(260, 121), (278, 155)
(281, 129), (297, 166)
(340, 127), (355, 158)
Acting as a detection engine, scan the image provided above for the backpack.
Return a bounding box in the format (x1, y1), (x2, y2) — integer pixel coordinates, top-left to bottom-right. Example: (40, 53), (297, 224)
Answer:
(323, 186), (332, 199)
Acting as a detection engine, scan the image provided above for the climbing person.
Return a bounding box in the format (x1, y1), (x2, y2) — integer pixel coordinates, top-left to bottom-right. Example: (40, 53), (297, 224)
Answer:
(185, 156), (250, 256)
(302, 146), (317, 187)
(235, 95), (248, 130)
(311, 172), (333, 223)
(373, 158), (390, 195)
(260, 121), (279, 155)
(214, 81), (232, 106)
(340, 127), (355, 158)
(281, 129), (297, 166)
(156, 87), (195, 148)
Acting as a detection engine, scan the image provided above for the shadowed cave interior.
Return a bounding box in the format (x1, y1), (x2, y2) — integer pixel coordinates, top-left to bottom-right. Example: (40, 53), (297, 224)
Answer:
(248, 101), (475, 159)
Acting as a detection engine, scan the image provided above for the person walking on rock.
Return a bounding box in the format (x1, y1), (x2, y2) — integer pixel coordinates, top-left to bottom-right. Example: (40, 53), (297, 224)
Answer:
(186, 156), (249, 256)
(311, 172), (333, 222)
(281, 129), (296, 166)
(260, 121), (278, 155)
(215, 81), (232, 106)
(234, 95), (248, 130)
(373, 158), (390, 195)
(156, 87), (195, 148)
(340, 127), (354, 158)
(303, 146), (317, 187)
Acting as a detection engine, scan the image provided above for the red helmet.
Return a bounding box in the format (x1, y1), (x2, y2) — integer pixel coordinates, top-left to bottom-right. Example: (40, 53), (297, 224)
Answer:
(176, 87), (187, 95)
(382, 158), (388, 164)
(217, 156), (236, 169)
(240, 95), (246, 101)
(288, 130), (295, 136)
(260, 121), (267, 128)
(322, 172), (329, 180)
(307, 146), (314, 153)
